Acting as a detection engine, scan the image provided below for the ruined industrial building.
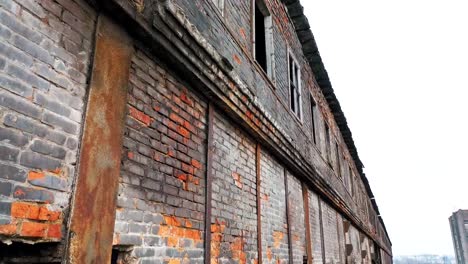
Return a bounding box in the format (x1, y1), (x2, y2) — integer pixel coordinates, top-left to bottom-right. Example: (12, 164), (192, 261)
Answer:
(0, 0), (392, 263)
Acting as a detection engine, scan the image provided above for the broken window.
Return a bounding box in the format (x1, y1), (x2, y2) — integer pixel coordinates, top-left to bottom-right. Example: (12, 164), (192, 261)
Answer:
(335, 142), (341, 177)
(310, 94), (317, 144)
(289, 53), (301, 119)
(349, 167), (355, 196)
(254, 0), (274, 78)
(210, 0), (224, 15)
(324, 123), (331, 163)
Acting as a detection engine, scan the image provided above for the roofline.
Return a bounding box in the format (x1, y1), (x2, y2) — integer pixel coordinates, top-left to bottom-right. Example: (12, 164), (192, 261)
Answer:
(281, 0), (391, 245)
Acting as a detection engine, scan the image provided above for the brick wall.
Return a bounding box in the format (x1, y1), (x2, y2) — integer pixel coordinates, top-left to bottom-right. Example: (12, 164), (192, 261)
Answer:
(321, 202), (343, 264)
(210, 112), (258, 264)
(307, 190), (324, 264)
(0, 0), (95, 249)
(286, 173), (307, 264)
(171, 0), (369, 232)
(113, 45), (208, 263)
(260, 150), (289, 264)
(0, 0), (391, 261)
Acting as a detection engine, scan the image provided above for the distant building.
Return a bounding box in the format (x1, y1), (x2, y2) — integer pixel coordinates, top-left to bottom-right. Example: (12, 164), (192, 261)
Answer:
(394, 255), (455, 264)
(450, 210), (468, 264)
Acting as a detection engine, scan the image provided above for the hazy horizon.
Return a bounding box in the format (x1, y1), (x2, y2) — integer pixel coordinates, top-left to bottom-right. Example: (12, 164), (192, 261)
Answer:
(303, 0), (468, 256)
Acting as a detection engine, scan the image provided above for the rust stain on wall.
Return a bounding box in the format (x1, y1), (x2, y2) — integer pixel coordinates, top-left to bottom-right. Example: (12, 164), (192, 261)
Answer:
(66, 14), (133, 264)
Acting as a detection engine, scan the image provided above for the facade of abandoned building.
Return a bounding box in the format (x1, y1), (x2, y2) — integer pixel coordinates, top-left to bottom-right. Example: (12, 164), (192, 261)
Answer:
(0, 0), (392, 263)
(450, 210), (468, 264)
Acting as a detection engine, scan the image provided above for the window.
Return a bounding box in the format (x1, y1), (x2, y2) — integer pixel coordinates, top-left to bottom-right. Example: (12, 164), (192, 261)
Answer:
(349, 167), (355, 196)
(324, 123), (331, 162)
(289, 53), (301, 119)
(335, 142), (341, 177)
(211, 0), (224, 15)
(310, 94), (317, 144)
(254, 0), (274, 78)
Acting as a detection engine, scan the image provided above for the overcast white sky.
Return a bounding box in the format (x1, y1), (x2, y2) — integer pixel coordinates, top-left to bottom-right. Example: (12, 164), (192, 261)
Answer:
(302, 0), (468, 257)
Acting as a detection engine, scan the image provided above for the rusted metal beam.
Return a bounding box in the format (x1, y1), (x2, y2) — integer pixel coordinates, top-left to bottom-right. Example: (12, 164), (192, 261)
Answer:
(284, 170), (293, 264)
(302, 183), (313, 264)
(204, 102), (215, 264)
(256, 143), (263, 264)
(66, 14), (133, 264)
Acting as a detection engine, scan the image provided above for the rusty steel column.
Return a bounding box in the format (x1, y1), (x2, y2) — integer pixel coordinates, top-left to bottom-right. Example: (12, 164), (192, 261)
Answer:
(204, 103), (215, 264)
(256, 144), (263, 264)
(66, 14), (133, 264)
(302, 183), (313, 264)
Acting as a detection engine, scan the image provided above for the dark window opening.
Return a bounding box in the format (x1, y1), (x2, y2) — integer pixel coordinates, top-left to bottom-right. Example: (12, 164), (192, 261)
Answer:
(0, 241), (61, 263)
(335, 142), (341, 177)
(111, 246), (133, 264)
(325, 124), (330, 162)
(310, 95), (317, 144)
(254, 1), (267, 72)
(289, 54), (301, 118)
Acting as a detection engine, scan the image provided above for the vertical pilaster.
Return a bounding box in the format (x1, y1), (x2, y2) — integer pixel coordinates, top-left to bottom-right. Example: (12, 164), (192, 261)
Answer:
(66, 14), (133, 263)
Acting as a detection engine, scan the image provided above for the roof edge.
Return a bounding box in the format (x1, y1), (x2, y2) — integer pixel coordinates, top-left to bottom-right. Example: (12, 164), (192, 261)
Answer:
(281, 0), (391, 245)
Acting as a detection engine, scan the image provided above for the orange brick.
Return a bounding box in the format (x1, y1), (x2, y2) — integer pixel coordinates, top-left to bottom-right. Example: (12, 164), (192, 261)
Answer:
(38, 207), (61, 221)
(177, 126), (190, 138)
(168, 259), (181, 264)
(183, 120), (193, 132)
(28, 205), (40, 219)
(129, 106), (151, 126)
(11, 202), (30, 218)
(0, 224), (17, 235)
(177, 174), (188, 182)
(47, 224), (62, 239)
(28, 171), (45, 180)
(168, 236), (178, 247)
(171, 227), (184, 237)
(164, 216), (181, 227)
(181, 163), (194, 174)
(169, 113), (184, 125)
(180, 93), (193, 107)
(113, 233), (120, 245)
(185, 229), (201, 240)
(233, 54), (241, 65)
(191, 159), (201, 169)
(158, 225), (171, 236)
(184, 219), (192, 228)
(20, 222), (47, 237)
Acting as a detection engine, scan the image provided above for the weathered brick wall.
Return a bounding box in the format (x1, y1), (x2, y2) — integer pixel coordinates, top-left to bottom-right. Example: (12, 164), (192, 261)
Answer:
(0, 0), (391, 261)
(113, 45), (207, 263)
(172, 0), (365, 231)
(0, 0), (95, 252)
(348, 225), (363, 264)
(210, 112), (258, 264)
(260, 150), (289, 264)
(381, 250), (392, 264)
(287, 173), (307, 264)
(321, 202), (343, 264)
(307, 190), (324, 264)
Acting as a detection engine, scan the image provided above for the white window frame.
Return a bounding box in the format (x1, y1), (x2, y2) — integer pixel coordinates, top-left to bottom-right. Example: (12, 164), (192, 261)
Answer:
(309, 93), (319, 145)
(210, 0), (225, 16)
(288, 50), (302, 121)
